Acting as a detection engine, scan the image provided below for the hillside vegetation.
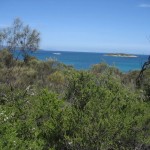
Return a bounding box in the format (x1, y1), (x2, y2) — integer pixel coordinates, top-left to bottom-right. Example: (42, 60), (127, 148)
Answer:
(0, 49), (150, 150)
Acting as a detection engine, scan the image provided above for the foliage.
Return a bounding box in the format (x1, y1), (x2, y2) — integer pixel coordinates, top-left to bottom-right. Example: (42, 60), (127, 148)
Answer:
(0, 49), (150, 149)
(91, 62), (122, 76)
(64, 71), (150, 149)
(0, 49), (14, 67)
(0, 18), (40, 62)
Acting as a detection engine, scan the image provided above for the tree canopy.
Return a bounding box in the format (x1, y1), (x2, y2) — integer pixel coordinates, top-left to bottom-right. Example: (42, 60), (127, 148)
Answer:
(0, 18), (40, 62)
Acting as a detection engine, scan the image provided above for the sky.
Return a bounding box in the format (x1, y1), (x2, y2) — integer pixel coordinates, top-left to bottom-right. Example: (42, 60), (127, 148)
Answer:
(0, 0), (150, 54)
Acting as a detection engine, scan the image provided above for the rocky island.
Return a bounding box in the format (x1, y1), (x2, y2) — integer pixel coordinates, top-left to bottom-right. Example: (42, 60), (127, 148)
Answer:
(105, 53), (138, 58)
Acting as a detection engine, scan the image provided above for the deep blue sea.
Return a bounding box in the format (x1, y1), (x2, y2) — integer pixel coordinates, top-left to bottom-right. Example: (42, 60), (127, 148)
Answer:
(20, 50), (149, 72)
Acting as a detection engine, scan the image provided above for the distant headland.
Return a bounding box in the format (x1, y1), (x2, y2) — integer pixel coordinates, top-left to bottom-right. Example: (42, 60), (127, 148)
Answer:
(105, 53), (138, 58)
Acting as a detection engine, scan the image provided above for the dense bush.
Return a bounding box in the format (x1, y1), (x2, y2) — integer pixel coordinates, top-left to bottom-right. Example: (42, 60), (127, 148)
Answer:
(0, 49), (150, 150)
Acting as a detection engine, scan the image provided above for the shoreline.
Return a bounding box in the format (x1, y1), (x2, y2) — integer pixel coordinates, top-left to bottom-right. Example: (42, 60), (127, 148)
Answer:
(104, 54), (138, 58)
(104, 53), (138, 58)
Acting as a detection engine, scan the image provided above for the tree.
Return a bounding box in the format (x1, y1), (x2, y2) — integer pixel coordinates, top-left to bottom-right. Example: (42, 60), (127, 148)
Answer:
(136, 56), (150, 85)
(0, 18), (40, 62)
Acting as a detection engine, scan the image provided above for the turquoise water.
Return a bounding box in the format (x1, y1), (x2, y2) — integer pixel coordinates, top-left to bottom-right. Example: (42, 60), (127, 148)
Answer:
(17, 50), (149, 72)
(30, 50), (148, 72)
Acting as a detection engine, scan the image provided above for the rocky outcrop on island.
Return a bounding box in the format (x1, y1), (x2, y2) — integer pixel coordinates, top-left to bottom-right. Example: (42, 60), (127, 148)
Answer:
(105, 53), (138, 57)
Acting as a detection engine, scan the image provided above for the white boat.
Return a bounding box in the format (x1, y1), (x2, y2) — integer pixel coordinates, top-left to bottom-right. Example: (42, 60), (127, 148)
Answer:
(53, 52), (61, 55)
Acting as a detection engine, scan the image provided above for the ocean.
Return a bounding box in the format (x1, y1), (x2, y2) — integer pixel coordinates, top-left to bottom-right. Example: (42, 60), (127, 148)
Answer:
(19, 50), (149, 72)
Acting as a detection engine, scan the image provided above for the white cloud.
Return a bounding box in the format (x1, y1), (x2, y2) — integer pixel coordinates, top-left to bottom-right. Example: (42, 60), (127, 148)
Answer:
(138, 4), (150, 8)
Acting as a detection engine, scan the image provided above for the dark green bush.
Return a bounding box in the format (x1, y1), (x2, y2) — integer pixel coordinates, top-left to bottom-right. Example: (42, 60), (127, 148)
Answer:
(0, 54), (150, 150)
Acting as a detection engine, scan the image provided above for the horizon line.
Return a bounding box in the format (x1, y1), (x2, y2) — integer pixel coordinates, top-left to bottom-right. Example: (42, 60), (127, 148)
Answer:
(39, 49), (149, 55)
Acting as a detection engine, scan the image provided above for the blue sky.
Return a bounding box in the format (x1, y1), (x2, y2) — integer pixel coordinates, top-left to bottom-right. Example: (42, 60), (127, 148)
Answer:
(0, 0), (150, 54)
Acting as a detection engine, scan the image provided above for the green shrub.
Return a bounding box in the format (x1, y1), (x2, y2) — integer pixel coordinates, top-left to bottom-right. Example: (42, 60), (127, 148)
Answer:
(0, 49), (14, 67)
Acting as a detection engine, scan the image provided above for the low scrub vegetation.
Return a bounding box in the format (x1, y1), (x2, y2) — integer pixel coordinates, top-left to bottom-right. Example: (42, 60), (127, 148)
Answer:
(0, 49), (150, 150)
